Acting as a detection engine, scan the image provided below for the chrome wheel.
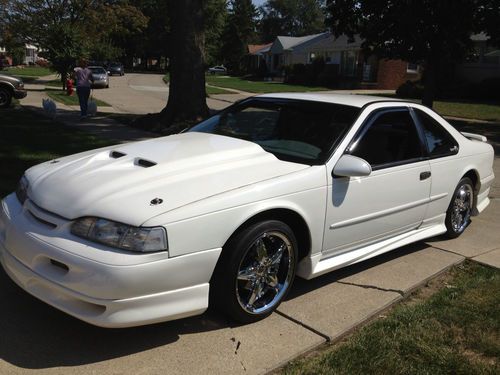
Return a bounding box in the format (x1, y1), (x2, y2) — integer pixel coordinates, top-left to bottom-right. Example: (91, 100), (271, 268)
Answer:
(450, 183), (473, 234)
(236, 231), (295, 315)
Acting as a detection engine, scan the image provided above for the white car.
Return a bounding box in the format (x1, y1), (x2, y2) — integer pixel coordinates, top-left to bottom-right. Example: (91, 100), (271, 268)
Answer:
(208, 65), (227, 74)
(0, 94), (494, 328)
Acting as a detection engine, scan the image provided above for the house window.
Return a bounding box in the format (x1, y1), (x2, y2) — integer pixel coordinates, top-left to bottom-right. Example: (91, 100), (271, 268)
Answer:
(341, 50), (358, 76)
(407, 63), (418, 73)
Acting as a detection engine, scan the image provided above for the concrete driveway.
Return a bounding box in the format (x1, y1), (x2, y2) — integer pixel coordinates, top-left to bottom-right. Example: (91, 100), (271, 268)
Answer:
(91, 73), (252, 114)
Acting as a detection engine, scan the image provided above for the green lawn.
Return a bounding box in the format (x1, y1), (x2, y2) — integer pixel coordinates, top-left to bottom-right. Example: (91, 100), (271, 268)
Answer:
(163, 74), (233, 95)
(434, 101), (500, 122)
(45, 79), (64, 88)
(0, 106), (112, 197)
(281, 262), (499, 375)
(46, 89), (111, 107)
(206, 85), (233, 95)
(3, 66), (52, 78)
(205, 75), (330, 93)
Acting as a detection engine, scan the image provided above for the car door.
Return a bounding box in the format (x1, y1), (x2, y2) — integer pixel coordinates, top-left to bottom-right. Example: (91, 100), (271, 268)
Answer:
(323, 107), (431, 256)
(410, 107), (460, 221)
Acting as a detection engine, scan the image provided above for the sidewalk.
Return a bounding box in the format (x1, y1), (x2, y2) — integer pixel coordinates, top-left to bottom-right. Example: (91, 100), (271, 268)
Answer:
(20, 81), (155, 143)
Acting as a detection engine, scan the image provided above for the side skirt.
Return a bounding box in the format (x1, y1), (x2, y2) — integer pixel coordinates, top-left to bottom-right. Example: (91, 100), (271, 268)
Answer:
(297, 223), (447, 280)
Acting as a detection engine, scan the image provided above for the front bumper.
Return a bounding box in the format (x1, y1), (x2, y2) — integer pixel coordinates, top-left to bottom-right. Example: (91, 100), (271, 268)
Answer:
(0, 194), (221, 328)
(92, 79), (108, 88)
(14, 88), (27, 99)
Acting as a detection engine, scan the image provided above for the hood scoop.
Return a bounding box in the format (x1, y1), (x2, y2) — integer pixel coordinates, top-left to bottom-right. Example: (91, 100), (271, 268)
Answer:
(136, 158), (156, 168)
(110, 151), (126, 159)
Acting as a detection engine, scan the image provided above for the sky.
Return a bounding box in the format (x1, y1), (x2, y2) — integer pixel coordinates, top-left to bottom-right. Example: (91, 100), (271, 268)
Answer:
(252, 0), (266, 7)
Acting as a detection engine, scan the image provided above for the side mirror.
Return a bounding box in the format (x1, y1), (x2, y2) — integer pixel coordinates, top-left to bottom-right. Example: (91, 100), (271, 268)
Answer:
(333, 154), (372, 177)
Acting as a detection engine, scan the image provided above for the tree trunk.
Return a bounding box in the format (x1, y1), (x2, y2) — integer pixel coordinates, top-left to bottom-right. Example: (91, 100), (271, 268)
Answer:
(421, 59), (435, 108)
(160, 0), (208, 128)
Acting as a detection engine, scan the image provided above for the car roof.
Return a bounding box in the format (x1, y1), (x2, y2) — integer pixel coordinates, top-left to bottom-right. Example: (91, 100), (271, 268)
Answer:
(88, 66), (106, 69)
(255, 92), (405, 108)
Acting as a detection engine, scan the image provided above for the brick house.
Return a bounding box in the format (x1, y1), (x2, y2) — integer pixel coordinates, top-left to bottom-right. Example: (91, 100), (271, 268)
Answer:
(251, 32), (421, 89)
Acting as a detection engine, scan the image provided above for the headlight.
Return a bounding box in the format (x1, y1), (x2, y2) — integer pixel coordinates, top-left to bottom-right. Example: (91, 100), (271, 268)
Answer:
(71, 217), (168, 253)
(16, 176), (29, 204)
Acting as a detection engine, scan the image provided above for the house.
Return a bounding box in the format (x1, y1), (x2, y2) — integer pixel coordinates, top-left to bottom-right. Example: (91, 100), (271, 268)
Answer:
(265, 32), (331, 73)
(247, 43), (272, 72)
(252, 32), (421, 89)
(303, 33), (421, 89)
(24, 44), (39, 65)
(455, 33), (500, 83)
(0, 44), (40, 66)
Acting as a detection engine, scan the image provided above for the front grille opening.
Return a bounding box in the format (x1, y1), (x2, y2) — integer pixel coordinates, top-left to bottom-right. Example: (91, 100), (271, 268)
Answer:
(27, 211), (57, 229)
(136, 158), (156, 168)
(110, 151), (126, 159)
(50, 259), (69, 273)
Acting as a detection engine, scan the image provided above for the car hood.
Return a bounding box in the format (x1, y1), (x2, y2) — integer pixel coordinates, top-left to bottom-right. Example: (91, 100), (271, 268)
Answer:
(25, 132), (309, 226)
(0, 74), (22, 85)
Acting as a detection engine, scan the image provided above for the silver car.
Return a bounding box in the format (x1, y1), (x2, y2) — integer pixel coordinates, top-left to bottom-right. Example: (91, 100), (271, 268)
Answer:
(89, 66), (109, 88)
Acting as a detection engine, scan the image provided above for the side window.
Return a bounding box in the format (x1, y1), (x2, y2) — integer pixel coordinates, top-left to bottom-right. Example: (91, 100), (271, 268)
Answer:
(414, 109), (458, 157)
(349, 109), (423, 168)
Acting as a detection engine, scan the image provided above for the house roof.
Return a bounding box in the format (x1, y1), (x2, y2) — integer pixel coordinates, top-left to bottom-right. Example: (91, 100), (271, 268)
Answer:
(277, 33), (328, 50)
(308, 34), (363, 52)
(248, 43), (272, 55)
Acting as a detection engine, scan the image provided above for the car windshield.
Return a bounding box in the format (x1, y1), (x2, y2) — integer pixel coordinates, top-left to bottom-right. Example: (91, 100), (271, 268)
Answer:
(90, 67), (106, 74)
(188, 98), (360, 165)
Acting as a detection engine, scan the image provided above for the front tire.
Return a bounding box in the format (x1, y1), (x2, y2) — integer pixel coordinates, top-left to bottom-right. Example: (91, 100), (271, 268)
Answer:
(211, 220), (298, 323)
(444, 177), (474, 238)
(0, 86), (12, 108)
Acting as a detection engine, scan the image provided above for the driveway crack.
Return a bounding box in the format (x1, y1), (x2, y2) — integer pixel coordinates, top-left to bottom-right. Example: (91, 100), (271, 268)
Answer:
(336, 280), (405, 297)
(276, 311), (331, 341)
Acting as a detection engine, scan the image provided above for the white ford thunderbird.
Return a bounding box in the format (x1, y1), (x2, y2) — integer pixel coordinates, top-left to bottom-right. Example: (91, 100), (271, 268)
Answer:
(0, 94), (495, 327)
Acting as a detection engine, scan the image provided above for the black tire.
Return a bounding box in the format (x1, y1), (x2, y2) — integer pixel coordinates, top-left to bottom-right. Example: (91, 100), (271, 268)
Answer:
(444, 177), (474, 238)
(0, 86), (12, 108)
(211, 220), (298, 323)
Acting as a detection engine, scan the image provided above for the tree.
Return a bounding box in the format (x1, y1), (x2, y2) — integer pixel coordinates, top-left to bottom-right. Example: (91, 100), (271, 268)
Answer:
(3, 0), (146, 88)
(157, 0), (209, 130)
(220, 0), (258, 73)
(259, 0), (325, 41)
(325, 0), (500, 108)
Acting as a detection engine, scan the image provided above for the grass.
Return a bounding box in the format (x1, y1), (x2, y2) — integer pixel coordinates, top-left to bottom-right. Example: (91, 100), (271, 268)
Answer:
(281, 262), (499, 375)
(45, 89), (111, 107)
(3, 66), (52, 78)
(434, 101), (500, 122)
(205, 75), (330, 93)
(105, 113), (140, 126)
(163, 74), (233, 95)
(206, 85), (233, 95)
(0, 106), (112, 197)
(45, 79), (64, 88)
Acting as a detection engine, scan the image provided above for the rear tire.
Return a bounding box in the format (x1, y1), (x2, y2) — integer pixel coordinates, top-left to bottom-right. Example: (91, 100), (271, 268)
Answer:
(211, 220), (298, 323)
(0, 86), (12, 108)
(444, 177), (474, 238)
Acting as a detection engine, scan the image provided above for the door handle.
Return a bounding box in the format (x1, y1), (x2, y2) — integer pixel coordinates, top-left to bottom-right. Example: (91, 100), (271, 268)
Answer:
(420, 171), (431, 180)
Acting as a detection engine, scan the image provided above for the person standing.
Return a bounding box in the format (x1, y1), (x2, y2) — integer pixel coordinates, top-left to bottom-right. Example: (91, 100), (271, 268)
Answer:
(74, 59), (94, 119)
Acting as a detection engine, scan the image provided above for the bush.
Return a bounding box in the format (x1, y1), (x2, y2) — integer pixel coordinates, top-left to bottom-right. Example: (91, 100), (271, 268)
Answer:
(317, 64), (339, 87)
(396, 80), (424, 99)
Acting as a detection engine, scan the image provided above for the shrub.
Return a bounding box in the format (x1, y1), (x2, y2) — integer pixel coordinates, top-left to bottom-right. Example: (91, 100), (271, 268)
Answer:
(396, 80), (424, 99)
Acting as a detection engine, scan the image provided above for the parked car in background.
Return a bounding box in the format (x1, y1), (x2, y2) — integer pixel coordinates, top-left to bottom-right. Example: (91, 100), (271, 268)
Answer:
(89, 66), (109, 88)
(108, 62), (124, 76)
(208, 65), (227, 75)
(0, 74), (27, 108)
(0, 94), (494, 327)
